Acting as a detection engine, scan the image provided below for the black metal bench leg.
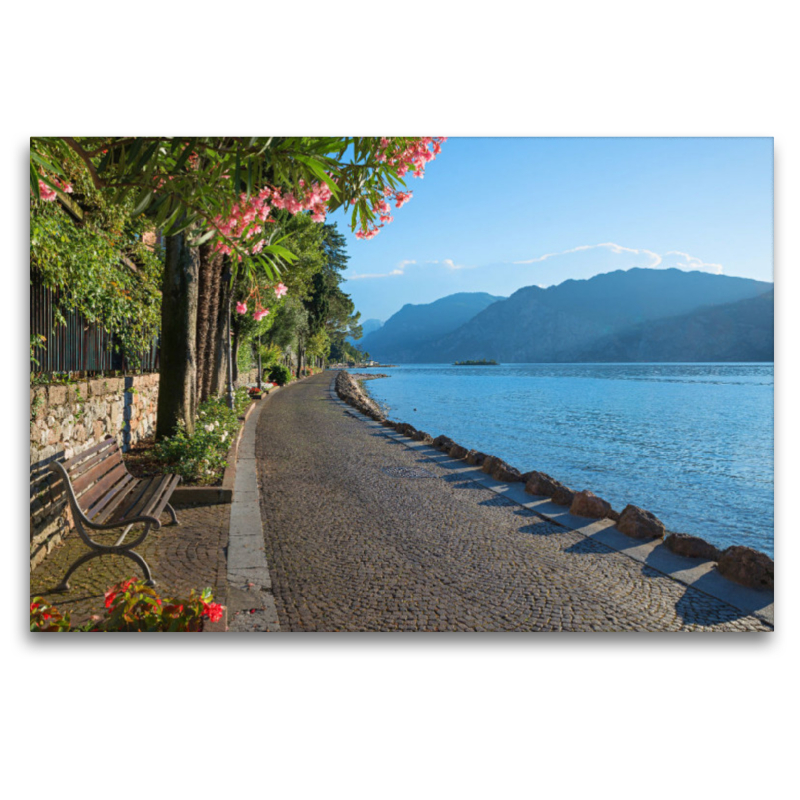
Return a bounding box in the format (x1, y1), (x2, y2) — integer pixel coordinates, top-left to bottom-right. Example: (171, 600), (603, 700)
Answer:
(55, 550), (105, 592)
(117, 549), (155, 587)
(165, 503), (179, 526)
(55, 548), (155, 591)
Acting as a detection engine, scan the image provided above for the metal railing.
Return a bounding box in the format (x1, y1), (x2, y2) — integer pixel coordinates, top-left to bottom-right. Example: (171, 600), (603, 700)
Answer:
(30, 274), (159, 376)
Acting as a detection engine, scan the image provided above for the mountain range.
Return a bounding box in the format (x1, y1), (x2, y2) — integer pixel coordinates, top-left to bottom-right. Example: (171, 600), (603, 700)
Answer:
(356, 292), (504, 362)
(356, 268), (773, 363)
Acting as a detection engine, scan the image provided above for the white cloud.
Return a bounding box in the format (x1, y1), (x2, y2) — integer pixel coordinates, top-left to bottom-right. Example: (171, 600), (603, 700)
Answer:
(434, 258), (472, 271)
(346, 256), (474, 280)
(512, 241), (726, 275)
(664, 251), (724, 275)
(347, 259), (415, 281)
(513, 242), (663, 267)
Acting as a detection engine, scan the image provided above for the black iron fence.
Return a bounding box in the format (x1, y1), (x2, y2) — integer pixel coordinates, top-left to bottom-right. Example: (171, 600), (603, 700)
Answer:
(30, 274), (159, 375)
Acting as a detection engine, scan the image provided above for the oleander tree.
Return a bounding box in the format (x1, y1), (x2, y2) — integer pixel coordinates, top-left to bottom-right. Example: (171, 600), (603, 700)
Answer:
(30, 137), (446, 436)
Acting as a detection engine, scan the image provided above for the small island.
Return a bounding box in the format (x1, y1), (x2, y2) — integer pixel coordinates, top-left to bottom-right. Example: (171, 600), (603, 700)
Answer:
(453, 359), (499, 366)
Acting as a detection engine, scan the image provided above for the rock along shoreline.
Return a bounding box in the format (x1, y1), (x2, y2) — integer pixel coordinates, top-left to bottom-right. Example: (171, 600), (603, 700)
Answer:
(334, 369), (774, 593)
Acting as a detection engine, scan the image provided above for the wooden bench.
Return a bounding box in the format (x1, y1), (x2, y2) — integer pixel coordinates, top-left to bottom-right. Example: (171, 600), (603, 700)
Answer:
(49, 436), (181, 589)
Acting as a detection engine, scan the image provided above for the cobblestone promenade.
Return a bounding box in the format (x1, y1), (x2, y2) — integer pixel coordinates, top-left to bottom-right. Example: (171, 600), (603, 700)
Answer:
(30, 504), (229, 625)
(256, 374), (771, 632)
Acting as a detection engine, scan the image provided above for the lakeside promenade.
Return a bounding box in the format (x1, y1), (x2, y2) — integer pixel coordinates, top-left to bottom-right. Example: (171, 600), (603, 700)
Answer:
(254, 373), (771, 632)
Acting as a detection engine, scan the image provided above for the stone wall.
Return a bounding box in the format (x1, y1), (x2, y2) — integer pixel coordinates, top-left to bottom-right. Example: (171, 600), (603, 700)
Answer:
(30, 374), (160, 570)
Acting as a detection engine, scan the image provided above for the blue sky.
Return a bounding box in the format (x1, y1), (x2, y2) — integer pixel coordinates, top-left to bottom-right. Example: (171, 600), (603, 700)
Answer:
(329, 137), (773, 322)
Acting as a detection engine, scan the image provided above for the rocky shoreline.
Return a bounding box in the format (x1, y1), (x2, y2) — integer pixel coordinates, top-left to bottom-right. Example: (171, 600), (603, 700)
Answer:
(334, 369), (774, 593)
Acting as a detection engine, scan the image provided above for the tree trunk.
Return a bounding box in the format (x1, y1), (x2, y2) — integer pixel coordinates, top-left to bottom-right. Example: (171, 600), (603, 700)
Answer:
(232, 326), (241, 386)
(156, 229), (200, 440)
(209, 272), (231, 398)
(196, 244), (223, 403)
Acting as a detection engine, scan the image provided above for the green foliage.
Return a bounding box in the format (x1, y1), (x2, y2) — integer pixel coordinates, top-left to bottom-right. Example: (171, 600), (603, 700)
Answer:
(154, 389), (250, 484)
(268, 364), (292, 386)
(30, 579), (224, 632)
(30, 148), (163, 366)
(30, 137), (431, 284)
(237, 339), (254, 374)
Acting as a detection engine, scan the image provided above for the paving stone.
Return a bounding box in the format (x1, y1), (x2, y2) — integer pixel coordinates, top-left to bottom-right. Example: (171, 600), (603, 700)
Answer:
(254, 374), (772, 633)
(29, 504), (229, 627)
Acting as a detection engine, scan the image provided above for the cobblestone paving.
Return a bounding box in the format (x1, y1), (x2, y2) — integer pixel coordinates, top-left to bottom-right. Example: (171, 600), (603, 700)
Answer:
(256, 374), (771, 632)
(29, 504), (229, 626)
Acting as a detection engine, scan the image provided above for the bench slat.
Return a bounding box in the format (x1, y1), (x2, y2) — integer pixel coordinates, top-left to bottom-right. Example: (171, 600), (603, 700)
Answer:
(78, 462), (130, 514)
(148, 474), (181, 520)
(69, 443), (121, 481)
(128, 476), (173, 519)
(105, 476), (166, 526)
(71, 449), (124, 497)
(90, 478), (140, 525)
(86, 473), (136, 521)
(62, 437), (116, 471)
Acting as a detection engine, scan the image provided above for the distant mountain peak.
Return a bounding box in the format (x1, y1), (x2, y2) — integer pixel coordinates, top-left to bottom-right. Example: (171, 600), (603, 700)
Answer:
(363, 268), (772, 364)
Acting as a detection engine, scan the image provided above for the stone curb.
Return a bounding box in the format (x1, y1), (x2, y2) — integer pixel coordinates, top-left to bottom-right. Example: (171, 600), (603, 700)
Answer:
(221, 384), (282, 632)
(329, 379), (774, 628)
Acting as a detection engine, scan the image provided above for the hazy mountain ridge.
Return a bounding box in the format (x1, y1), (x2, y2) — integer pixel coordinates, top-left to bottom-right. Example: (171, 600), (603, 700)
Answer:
(575, 288), (774, 362)
(369, 269), (773, 363)
(347, 318), (383, 346)
(359, 292), (505, 362)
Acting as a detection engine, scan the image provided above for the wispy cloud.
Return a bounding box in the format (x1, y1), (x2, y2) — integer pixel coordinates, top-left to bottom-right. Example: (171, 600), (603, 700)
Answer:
(347, 256), (473, 280)
(665, 251), (724, 275)
(347, 259), (416, 281)
(429, 258), (473, 271)
(513, 242), (663, 267)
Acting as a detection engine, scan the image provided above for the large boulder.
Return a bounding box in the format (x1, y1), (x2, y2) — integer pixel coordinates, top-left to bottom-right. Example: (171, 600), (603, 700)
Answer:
(466, 450), (488, 466)
(616, 505), (666, 540)
(717, 546), (774, 590)
(432, 435), (455, 452)
(481, 455), (503, 475)
(493, 463), (523, 482)
(570, 490), (614, 519)
(448, 443), (469, 460)
(551, 483), (575, 506)
(524, 471), (560, 497)
(664, 533), (721, 562)
(412, 429), (432, 443)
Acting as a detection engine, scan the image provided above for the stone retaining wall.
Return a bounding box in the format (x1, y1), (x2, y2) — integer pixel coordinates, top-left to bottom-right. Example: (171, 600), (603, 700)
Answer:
(30, 374), (160, 570)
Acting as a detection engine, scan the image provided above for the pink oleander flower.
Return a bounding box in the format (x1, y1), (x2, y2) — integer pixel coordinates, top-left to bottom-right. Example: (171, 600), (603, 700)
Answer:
(274, 283), (288, 298)
(253, 307), (270, 321)
(38, 179), (58, 202)
(236, 301), (248, 314)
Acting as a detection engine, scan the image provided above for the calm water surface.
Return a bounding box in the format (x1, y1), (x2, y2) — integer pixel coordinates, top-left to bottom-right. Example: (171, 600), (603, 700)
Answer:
(356, 363), (774, 557)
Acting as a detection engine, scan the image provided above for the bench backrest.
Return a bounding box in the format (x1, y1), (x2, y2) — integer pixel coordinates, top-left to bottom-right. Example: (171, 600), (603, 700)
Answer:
(52, 437), (133, 520)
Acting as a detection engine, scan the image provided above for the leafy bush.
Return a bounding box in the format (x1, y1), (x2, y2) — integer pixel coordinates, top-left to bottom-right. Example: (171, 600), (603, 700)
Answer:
(268, 364), (292, 386)
(155, 388), (250, 484)
(31, 578), (224, 632)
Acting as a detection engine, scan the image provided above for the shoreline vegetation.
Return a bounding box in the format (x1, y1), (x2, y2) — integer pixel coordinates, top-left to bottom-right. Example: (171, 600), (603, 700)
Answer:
(453, 359), (498, 365)
(334, 369), (774, 591)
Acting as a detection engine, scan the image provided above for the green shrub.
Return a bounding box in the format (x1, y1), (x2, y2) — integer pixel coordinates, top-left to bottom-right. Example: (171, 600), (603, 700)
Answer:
(154, 388), (250, 484)
(268, 364), (292, 386)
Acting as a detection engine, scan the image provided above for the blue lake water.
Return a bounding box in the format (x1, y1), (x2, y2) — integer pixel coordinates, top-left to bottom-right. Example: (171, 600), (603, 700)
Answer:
(356, 363), (774, 557)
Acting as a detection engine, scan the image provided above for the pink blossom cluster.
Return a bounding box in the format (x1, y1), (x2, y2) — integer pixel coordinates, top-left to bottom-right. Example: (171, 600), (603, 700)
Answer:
(212, 180), (333, 258)
(235, 283), (287, 321)
(354, 137), (446, 240)
(376, 136), (446, 179)
(36, 176), (73, 202)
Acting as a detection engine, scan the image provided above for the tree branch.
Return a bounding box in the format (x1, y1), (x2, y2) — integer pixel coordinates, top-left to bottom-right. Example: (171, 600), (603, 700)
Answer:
(64, 138), (105, 191)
